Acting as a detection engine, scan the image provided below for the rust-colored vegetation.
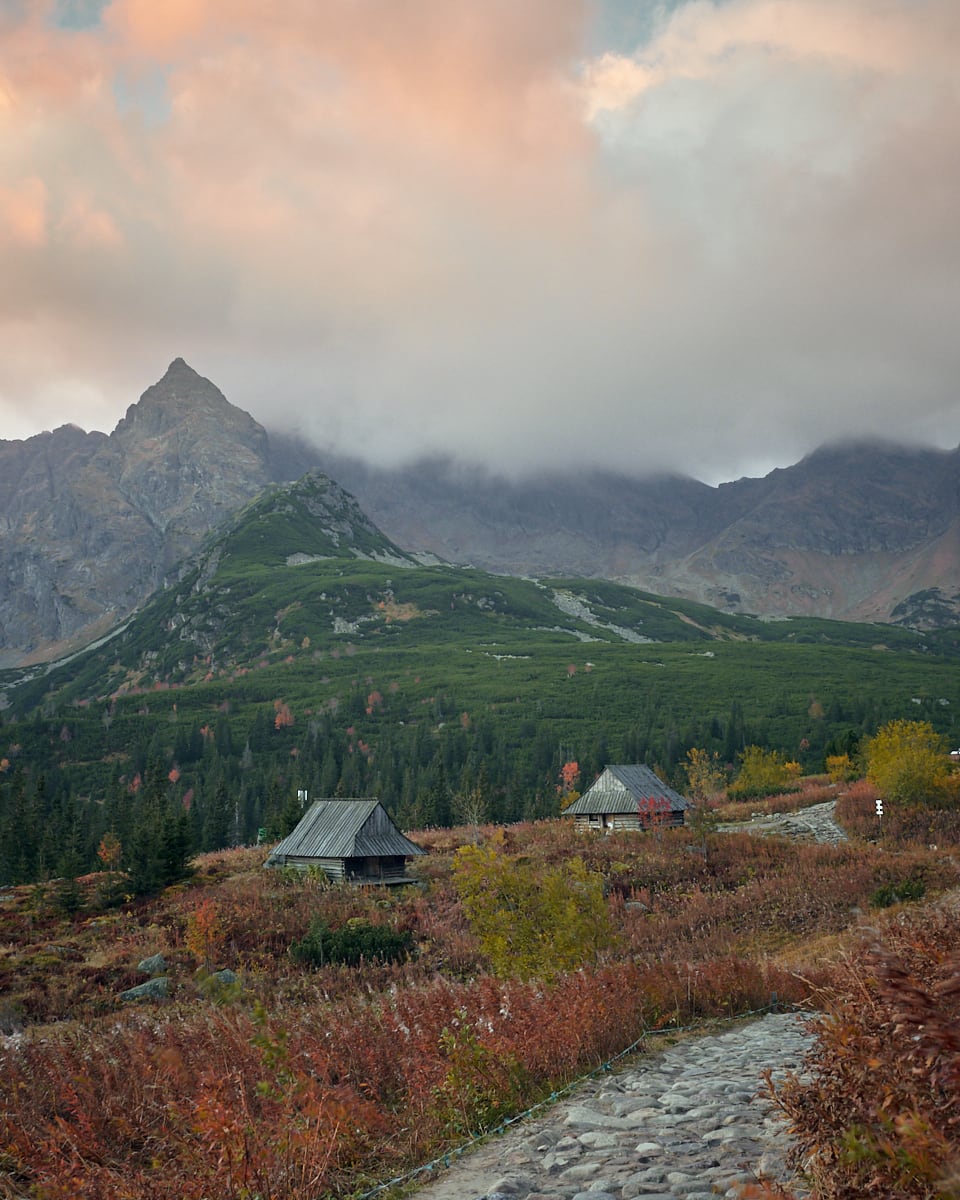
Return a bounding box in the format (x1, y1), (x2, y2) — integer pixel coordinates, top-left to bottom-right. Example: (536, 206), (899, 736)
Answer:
(0, 802), (958, 1198)
(765, 895), (960, 1199)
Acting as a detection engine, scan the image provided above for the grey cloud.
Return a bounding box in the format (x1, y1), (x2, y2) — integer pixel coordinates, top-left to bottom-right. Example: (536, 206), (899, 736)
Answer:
(1, 0), (958, 488)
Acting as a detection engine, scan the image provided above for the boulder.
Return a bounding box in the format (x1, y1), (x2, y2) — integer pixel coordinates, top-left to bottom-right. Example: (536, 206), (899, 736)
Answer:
(137, 953), (167, 975)
(120, 977), (169, 1002)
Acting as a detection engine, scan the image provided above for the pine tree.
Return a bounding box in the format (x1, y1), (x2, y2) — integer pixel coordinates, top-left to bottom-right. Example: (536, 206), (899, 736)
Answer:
(279, 789), (305, 837)
(53, 833), (84, 915)
(201, 775), (232, 851)
(160, 795), (192, 887)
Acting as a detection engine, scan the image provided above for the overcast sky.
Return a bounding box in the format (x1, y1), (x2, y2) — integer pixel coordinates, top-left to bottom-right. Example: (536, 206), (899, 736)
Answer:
(1, 0), (958, 484)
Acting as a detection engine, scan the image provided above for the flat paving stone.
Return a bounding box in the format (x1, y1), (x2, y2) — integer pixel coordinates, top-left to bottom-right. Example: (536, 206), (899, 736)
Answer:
(410, 1012), (813, 1200)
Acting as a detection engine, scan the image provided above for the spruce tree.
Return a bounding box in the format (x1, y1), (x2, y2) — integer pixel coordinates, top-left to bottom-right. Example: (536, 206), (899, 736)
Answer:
(53, 834), (84, 916)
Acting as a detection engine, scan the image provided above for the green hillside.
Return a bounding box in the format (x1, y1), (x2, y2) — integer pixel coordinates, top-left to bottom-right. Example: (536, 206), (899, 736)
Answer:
(1, 472), (959, 885)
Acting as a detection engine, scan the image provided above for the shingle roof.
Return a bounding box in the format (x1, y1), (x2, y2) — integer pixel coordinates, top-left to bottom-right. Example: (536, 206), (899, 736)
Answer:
(267, 799), (425, 861)
(565, 764), (693, 815)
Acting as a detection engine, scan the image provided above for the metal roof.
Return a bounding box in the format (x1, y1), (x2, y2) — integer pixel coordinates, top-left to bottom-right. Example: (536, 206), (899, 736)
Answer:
(267, 799), (426, 861)
(565, 764), (693, 815)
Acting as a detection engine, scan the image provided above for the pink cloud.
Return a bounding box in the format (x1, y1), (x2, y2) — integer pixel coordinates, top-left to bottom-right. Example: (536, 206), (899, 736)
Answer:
(103, 0), (209, 57)
(57, 192), (124, 249)
(0, 1), (958, 483)
(584, 0), (958, 117)
(0, 177), (47, 246)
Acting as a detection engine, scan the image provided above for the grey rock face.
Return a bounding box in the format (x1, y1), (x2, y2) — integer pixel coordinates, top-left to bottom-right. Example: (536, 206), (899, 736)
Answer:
(136, 953), (167, 975)
(3, 356), (960, 665)
(0, 359), (271, 664)
(120, 977), (169, 1002)
(300, 440), (960, 628)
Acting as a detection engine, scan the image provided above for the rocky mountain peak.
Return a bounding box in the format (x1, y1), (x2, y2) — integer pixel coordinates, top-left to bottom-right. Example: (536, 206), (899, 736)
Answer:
(113, 358), (262, 445)
(0, 361), (275, 665)
(3, 359), (960, 667)
(107, 359), (272, 548)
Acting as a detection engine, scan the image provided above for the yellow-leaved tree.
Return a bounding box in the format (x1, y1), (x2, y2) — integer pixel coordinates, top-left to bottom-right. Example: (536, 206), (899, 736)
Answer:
(683, 747), (725, 803)
(728, 746), (798, 799)
(453, 840), (614, 981)
(865, 719), (949, 806)
(825, 753), (857, 784)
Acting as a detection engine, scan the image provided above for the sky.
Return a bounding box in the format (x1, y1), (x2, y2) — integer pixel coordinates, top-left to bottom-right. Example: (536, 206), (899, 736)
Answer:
(1, 0), (959, 485)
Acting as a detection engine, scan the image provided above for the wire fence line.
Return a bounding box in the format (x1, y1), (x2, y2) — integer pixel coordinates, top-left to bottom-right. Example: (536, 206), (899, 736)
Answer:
(355, 998), (799, 1200)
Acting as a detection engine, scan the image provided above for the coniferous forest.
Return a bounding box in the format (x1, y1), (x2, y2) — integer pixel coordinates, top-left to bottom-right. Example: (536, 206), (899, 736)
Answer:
(2, 474), (960, 889)
(3, 621), (959, 890)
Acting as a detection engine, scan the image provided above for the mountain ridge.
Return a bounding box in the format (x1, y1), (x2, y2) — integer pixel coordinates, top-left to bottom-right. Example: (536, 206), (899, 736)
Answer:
(0, 360), (273, 665)
(1, 358), (959, 665)
(291, 439), (960, 625)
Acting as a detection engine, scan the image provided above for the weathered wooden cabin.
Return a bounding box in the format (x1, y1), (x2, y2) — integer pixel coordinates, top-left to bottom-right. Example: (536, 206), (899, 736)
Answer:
(564, 764), (693, 833)
(265, 799), (425, 884)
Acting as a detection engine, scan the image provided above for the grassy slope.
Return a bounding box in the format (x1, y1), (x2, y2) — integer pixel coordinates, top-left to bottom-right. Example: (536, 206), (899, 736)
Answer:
(3, 481), (957, 738)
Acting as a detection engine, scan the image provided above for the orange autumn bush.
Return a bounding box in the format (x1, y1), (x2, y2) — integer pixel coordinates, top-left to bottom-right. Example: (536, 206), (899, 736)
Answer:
(0, 956), (818, 1200)
(767, 896), (960, 1200)
(836, 776), (960, 847)
(1, 811), (957, 1198)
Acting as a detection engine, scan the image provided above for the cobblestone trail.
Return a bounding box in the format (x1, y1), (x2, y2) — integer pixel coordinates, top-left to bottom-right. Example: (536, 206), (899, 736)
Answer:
(411, 1011), (813, 1200)
(720, 799), (846, 845)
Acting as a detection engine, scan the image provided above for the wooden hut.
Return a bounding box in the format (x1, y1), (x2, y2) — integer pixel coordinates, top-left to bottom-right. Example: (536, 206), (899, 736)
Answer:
(564, 764), (693, 833)
(265, 798), (425, 884)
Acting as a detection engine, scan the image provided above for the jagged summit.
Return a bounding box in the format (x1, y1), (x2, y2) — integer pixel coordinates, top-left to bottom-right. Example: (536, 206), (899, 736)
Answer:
(147, 355), (199, 384)
(131, 357), (217, 404)
(0, 362), (274, 665)
(114, 358), (256, 440)
(2, 358), (960, 667)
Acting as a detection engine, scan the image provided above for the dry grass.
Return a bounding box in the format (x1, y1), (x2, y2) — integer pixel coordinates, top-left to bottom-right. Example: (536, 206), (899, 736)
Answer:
(768, 893), (960, 1199)
(1, 800), (958, 1197)
(713, 779), (837, 823)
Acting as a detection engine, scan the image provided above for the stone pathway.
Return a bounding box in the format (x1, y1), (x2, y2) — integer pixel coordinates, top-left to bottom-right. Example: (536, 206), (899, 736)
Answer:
(720, 799), (846, 845)
(410, 1011), (813, 1200)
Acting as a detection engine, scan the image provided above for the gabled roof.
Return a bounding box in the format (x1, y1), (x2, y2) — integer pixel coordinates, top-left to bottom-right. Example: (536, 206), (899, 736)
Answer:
(268, 799), (425, 861)
(565, 764), (692, 815)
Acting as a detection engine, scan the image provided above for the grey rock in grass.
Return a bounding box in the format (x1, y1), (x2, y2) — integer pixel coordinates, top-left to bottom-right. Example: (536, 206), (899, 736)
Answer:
(120, 976), (169, 1002)
(137, 952), (167, 975)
